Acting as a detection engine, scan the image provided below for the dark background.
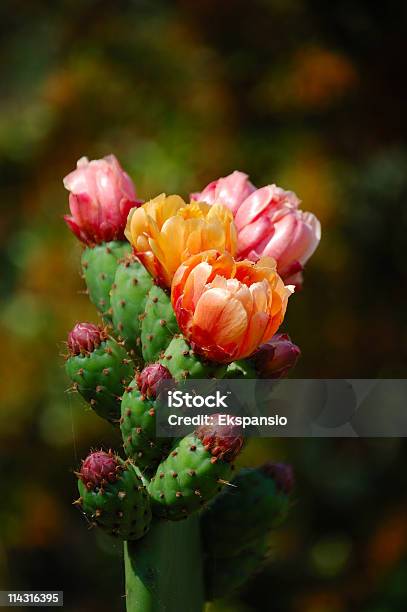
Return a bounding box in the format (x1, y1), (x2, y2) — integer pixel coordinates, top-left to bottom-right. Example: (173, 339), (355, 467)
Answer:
(0, 1), (406, 610)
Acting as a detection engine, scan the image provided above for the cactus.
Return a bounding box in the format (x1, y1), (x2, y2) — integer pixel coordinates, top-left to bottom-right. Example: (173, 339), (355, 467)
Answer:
(148, 417), (243, 520)
(111, 255), (154, 358)
(81, 241), (131, 321)
(141, 285), (179, 363)
(160, 335), (227, 381)
(205, 538), (269, 600)
(201, 462), (294, 557)
(61, 157), (307, 612)
(121, 365), (173, 473)
(202, 463), (294, 600)
(75, 450), (151, 540)
(65, 323), (134, 423)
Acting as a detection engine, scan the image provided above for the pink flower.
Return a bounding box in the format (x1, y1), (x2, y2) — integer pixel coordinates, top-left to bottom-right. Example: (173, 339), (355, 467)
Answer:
(63, 155), (141, 245)
(193, 171), (320, 287)
(191, 170), (256, 215)
(237, 203), (321, 279)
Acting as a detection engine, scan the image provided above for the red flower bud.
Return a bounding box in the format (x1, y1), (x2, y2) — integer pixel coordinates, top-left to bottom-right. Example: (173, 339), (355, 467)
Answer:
(261, 461), (295, 494)
(196, 414), (244, 462)
(136, 363), (173, 399)
(78, 450), (120, 489)
(252, 332), (300, 378)
(67, 322), (106, 356)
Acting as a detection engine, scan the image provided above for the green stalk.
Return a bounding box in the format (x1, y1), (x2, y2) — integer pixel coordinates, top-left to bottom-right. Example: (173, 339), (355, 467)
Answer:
(124, 515), (204, 612)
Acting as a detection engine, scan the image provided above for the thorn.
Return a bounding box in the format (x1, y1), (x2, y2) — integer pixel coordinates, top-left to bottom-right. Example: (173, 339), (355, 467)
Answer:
(218, 479), (235, 486)
(72, 497), (83, 506)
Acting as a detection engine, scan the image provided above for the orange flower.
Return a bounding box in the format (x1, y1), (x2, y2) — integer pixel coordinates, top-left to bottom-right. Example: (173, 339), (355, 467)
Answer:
(125, 194), (236, 287)
(171, 250), (293, 363)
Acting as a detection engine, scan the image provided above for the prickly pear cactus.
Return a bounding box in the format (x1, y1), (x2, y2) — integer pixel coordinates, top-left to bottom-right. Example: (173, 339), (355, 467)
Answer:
(111, 255), (154, 358)
(141, 285), (179, 363)
(148, 417), (243, 520)
(205, 538), (269, 600)
(81, 241), (131, 321)
(65, 323), (134, 423)
(160, 335), (227, 381)
(121, 365), (173, 473)
(202, 462), (294, 557)
(75, 451), (151, 540)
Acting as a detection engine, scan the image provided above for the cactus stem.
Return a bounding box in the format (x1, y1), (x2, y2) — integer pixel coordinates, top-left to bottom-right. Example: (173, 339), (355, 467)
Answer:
(124, 516), (203, 612)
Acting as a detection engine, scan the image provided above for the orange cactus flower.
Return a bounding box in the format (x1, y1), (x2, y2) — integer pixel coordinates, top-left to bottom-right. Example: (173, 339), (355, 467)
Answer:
(171, 250), (293, 363)
(125, 194), (236, 287)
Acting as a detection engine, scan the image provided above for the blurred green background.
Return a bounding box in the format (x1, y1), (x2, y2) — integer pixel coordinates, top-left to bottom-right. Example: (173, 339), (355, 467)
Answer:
(1, 1), (406, 611)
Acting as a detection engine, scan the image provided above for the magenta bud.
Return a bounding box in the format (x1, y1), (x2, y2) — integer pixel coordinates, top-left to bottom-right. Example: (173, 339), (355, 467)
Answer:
(196, 414), (244, 463)
(63, 155), (141, 246)
(252, 333), (300, 378)
(67, 322), (106, 356)
(261, 462), (295, 494)
(136, 363), (173, 399)
(78, 450), (120, 489)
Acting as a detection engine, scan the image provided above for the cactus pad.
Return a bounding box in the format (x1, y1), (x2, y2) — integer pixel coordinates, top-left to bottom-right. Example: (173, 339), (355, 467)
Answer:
(148, 417), (243, 520)
(160, 335), (226, 381)
(202, 462), (293, 557)
(66, 324), (134, 423)
(75, 451), (151, 541)
(81, 241), (131, 321)
(111, 255), (153, 358)
(141, 285), (179, 363)
(121, 379), (171, 473)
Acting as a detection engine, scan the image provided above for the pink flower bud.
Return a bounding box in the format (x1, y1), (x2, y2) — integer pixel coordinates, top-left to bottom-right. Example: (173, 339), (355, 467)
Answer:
(67, 322), (106, 356)
(244, 208), (321, 282)
(196, 415), (244, 462)
(261, 462), (295, 494)
(136, 363), (173, 399)
(63, 155), (141, 245)
(78, 450), (120, 490)
(191, 170), (256, 215)
(252, 332), (300, 378)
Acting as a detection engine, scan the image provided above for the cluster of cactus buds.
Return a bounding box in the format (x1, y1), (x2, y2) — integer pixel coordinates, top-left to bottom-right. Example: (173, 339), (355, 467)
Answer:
(61, 154), (315, 606)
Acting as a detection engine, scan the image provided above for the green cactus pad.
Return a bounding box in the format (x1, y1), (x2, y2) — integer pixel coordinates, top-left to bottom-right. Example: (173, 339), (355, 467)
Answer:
(111, 256), (153, 358)
(77, 459), (151, 541)
(160, 335), (227, 381)
(141, 285), (179, 363)
(148, 433), (235, 521)
(65, 337), (134, 423)
(81, 241), (131, 321)
(121, 382), (171, 473)
(201, 465), (291, 557)
(205, 538), (269, 599)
